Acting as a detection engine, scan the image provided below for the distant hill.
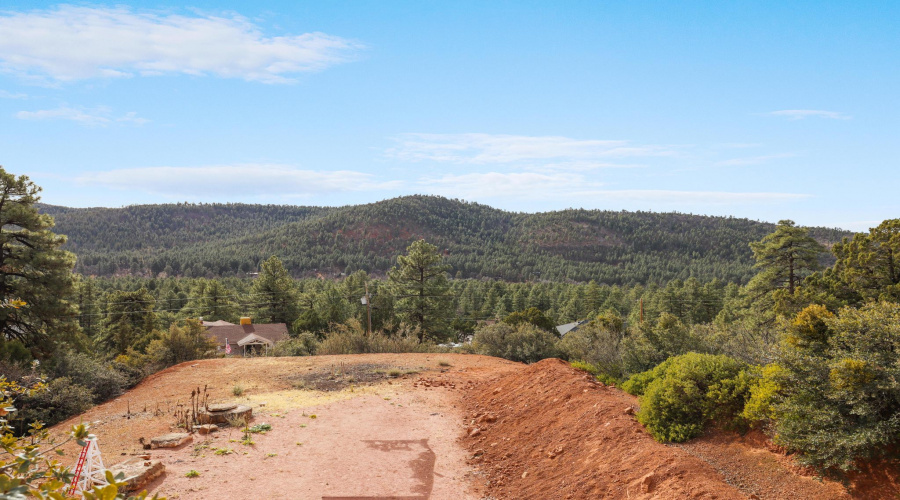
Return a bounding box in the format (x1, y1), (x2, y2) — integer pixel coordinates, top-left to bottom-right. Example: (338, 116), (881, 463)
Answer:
(40, 196), (852, 285)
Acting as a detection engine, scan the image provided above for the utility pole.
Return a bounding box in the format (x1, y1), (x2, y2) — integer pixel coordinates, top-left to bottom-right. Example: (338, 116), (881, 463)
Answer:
(364, 282), (373, 336)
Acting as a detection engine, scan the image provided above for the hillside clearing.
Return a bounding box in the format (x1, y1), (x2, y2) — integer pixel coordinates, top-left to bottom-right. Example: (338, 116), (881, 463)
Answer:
(51, 354), (873, 499)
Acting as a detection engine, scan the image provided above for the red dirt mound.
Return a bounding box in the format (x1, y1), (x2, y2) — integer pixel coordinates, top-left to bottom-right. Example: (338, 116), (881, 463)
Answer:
(460, 358), (745, 499)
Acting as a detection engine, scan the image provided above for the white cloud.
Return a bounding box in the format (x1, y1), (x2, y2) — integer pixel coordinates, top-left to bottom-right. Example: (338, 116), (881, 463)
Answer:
(78, 165), (400, 196)
(767, 110), (850, 120)
(572, 190), (810, 204)
(421, 172), (596, 199)
(0, 90), (27, 99)
(418, 171), (809, 206)
(15, 106), (147, 127)
(715, 153), (797, 167)
(387, 133), (679, 164)
(0, 6), (362, 83)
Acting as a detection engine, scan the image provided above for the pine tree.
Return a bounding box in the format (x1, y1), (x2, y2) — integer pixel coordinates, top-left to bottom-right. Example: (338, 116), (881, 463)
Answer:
(252, 256), (300, 330)
(744, 220), (825, 322)
(388, 240), (451, 342)
(0, 167), (79, 355)
(832, 219), (900, 302)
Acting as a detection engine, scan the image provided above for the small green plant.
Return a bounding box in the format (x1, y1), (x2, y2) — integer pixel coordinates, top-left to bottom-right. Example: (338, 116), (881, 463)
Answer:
(387, 369), (402, 378)
(309, 414), (317, 419)
(185, 470), (200, 478)
(570, 360), (598, 375)
(248, 423), (272, 433)
(214, 447), (234, 455)
(240, 436), (254, 446)
(437, 360), (452, 367)
(192, 442), (211, 456)
(266, 453), (277, 458)
(232, 383), (245, 396)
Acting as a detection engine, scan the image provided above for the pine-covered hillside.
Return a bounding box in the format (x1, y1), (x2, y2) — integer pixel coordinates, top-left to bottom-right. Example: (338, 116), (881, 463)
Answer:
(41, 196), (851, 284)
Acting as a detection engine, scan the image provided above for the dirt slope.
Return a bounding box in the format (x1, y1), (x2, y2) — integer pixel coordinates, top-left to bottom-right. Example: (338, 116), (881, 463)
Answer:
(50, 354), (887, 499)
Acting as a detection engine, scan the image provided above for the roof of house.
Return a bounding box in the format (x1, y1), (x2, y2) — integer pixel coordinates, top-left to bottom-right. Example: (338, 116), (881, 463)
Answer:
(205, 323), (289, 347)
(202, 320), (236, 327)
(556, 319), (589, 337)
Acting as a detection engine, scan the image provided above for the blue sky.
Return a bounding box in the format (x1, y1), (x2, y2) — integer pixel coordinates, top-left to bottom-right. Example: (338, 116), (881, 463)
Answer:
(1, 1), (897, 231)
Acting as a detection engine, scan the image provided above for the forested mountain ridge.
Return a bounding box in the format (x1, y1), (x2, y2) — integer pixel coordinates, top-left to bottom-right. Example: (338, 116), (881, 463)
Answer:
(40, 196), (851, 284)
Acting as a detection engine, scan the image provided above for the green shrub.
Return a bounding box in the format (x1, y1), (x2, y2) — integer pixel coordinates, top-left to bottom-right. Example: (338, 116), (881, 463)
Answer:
(473, 323), (560, 364)
(502, 307), (556, 332)
(558, 323), (624, 380)
(772, 302), (900, 470)
(272, 332), (319, 356)
(570, 361), (598, 375)
(627, 353), (751, 442)
(232, 384), (244, 396)
(17, 377), (95, 430)
(741, 363), (785, 423)
(51, 350), (125, 403)
(316, 320), (437, 355)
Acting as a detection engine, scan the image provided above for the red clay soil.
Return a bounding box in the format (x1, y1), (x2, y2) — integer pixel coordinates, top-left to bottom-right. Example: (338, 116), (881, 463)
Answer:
(457, 358), (885, 500)
(50, 354), (900, 499)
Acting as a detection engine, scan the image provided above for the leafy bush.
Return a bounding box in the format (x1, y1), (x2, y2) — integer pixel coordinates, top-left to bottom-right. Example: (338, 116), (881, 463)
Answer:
(772, 302), (900, 470)
(502, 307), (556, 332)
(272, 332), (319, 356)
(17, 377), (95, 430)
(316, 320), (436, 355)
(557, 323), (624, 380)
(621, 313), (702, 374)
(626, 352), (751, 442)
(570, 360), (598, 375)
(144, 319), (217, 368)
(51, 350), (125, 403)
(741, 363), (785, 423)
(472, 323), (560, 364)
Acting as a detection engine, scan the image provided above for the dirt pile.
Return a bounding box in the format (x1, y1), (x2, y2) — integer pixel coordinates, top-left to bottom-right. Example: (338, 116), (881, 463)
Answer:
(461, 358), (746, 499)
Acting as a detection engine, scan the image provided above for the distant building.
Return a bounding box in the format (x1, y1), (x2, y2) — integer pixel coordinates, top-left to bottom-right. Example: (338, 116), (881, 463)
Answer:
(203, 317), (289, 356)
(555, 319), (589, 337)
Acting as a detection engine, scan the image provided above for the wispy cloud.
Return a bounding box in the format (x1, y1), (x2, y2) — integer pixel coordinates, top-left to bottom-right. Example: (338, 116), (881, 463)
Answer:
(0, 90), (27, 99)
(767, 109), (851, 120)
(418, 171), (808, 205)
(0, 6), (363, 83)
(421, 172), (596, 199)
(572, 190), (810, 204)
(715, 153), (797, 167)
(387, 133), (679, 164)
(16, 106), (148, 127)
(77, 165), (401, 196)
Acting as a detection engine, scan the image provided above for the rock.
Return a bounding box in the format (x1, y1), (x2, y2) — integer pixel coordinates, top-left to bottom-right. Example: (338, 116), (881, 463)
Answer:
(640, 472), (656, 493)
(206, 403), (238, 412)
(193, 424), (219, 435)
(150, 433), (192, 449)
(492, 388), (501, 394)
(624, 406), (635, 415)
(198, 404), (252, 425)
(469, 428), (482, 438)
(521, 471), (528, 479)
(108, 458), (165, 493)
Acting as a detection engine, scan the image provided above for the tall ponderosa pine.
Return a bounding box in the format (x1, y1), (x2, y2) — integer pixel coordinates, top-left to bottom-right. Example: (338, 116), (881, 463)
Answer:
(0, 167), (79, 355)
(745, 220), (824, 321)
(252, 256), (300, 330)
(389, 239), (451, 342)
(832, 219), (900, 302)
(97, 288), (157, 355)
(184, 278), (238, 322)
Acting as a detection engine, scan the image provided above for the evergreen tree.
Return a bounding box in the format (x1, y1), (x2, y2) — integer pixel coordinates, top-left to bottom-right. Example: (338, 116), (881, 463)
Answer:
(744, 220), (825, 322)
(97, 288), (157, 355)
(832, 219), (900, 302)
(252, 256), (301, 330)
(388, 239), (451, 342)
(0, 167), (79, 355)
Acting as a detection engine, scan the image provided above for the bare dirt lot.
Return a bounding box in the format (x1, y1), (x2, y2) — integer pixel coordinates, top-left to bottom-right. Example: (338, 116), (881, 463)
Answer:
(51, 354), (894, 499)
